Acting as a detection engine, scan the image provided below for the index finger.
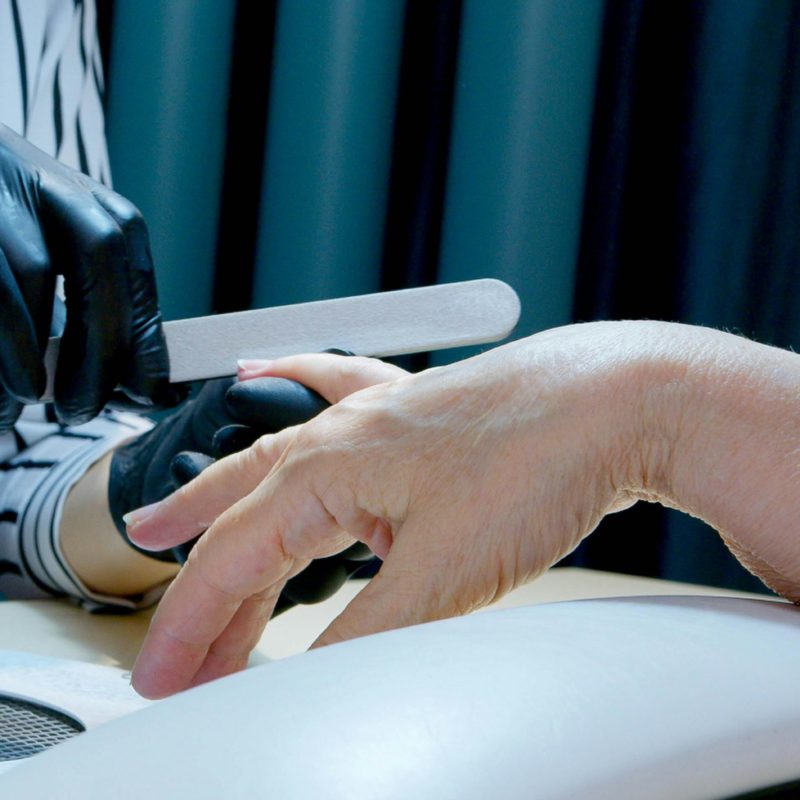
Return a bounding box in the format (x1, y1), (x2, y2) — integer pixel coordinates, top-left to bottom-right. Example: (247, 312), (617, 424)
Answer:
(126, 425), (299, 551)
(131, 460), (350, 698)
(130, 487), (297, 698)
(93, 188), (179, 407)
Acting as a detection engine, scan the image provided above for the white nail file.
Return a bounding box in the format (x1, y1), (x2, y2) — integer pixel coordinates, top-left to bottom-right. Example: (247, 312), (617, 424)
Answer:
(41, 279), (520, 400)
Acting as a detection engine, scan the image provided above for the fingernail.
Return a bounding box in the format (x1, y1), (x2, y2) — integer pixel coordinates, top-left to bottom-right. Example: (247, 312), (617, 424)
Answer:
(237, 359), (273, 373)
(122, 500), (162, 529)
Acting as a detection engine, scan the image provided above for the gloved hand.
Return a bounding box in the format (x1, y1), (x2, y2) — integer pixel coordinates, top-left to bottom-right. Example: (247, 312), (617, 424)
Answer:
(110, 371), (377, 611)
(0, 123), (176, 431)
(107, 376), (328, 559)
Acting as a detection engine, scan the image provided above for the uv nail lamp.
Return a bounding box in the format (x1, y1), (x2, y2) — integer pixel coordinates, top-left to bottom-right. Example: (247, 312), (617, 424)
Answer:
(1, 596), (799, 799)
(0, 652), (148, 777)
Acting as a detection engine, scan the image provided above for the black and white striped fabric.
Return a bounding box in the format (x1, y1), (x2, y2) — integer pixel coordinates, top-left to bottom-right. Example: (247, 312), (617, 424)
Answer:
(0, 407), (160, 609)
(0, 0), (156, 608)
(0, 0), (110, 182)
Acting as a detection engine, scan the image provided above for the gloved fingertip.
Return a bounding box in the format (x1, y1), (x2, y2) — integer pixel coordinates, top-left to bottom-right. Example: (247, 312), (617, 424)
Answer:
(341, 541), (376, 562)
(281, 559), (350, 606)
(53, 402), (97, 427)
(212, 424), (260, 458)
(4, 360), (47, 404)
(226, 377), (329, 430)
(270, 594), (295, 617)
(0, 392), (23, 432)
(53, 362), (115, 426)
(169, 450), (215, 487)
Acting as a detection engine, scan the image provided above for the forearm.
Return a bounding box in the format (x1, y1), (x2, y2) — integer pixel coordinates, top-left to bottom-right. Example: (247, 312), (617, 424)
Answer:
(623, 323), (800, 599)
(60, 451), (179, 597)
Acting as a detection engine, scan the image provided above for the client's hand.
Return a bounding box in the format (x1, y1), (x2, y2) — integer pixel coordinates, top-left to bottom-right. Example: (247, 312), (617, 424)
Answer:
(125, 330), (647, 698)
(126, 323), (800, 699)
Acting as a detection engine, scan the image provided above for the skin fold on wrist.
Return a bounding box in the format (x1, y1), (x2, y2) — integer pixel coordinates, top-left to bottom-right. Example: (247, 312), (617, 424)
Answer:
(615, 322), (800, 600)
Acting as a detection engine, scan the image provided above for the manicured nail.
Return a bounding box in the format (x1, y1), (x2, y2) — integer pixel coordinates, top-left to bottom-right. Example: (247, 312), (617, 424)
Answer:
(237, 359), (273, 373)
(122, 500), (162, 529)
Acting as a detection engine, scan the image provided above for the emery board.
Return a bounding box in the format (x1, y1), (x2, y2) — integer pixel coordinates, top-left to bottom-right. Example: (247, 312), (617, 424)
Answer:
(41, 279), (520, 400)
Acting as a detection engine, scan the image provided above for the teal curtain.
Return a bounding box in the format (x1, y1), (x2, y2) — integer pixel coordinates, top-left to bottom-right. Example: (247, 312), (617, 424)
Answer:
(251, 0), (406, 307)
(105, 0), (236, 321)
(435, 0), (604, 364)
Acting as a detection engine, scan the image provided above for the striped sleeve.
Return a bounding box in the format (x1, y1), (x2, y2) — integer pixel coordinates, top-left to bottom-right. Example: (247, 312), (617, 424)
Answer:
(0, 0), (110, 183)
(0, 408), (166, 611)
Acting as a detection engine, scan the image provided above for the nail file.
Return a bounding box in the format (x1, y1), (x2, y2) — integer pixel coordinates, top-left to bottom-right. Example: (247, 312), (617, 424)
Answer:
(41, 279), (520, 400)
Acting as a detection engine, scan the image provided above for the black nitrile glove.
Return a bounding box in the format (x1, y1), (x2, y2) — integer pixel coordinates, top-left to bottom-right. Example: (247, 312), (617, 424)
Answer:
(0, 123), (177, 431)
(108, 376), (329, 562)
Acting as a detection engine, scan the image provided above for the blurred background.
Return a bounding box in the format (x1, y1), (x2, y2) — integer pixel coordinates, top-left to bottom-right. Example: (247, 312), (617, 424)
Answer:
(96, 0), (800, 594)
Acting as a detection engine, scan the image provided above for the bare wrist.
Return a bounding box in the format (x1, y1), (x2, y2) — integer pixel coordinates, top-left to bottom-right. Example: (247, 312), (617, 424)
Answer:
(620, 323), (800, 597)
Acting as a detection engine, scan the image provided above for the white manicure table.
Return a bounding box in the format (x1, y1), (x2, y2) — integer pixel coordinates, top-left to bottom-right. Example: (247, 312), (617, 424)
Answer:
(0, 568), (798, 799)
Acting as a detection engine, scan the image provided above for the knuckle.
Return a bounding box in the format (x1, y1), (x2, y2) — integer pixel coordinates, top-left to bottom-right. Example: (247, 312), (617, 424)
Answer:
(80, 216), (125, 258)
(109, 194), (142, 222)
(0, 238), (50, 278)
(333, 358), (353, 387)
(19, 245), (50, 276)
(337, 356), (370, 385)
(111, 197), (148, 238)
(348, 358), (375, 385)
(247, 433), (280, 472)
(186, 542), (241, 603)
(346, 355), (403, 388)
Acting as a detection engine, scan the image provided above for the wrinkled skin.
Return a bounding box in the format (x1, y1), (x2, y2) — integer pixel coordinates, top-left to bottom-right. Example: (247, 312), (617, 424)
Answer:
(125, 322), (800, 699)
(0, 123), (174, 428)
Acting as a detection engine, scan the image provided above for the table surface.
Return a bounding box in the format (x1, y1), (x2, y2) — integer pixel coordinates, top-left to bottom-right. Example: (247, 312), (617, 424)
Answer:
(0, 568), (775, 669)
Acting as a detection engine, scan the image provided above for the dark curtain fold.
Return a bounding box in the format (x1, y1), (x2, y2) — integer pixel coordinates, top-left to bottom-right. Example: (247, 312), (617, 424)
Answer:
(380, 0), (463, 295)
(213, 1), (279, 314)
(379, 0), (464, 372)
